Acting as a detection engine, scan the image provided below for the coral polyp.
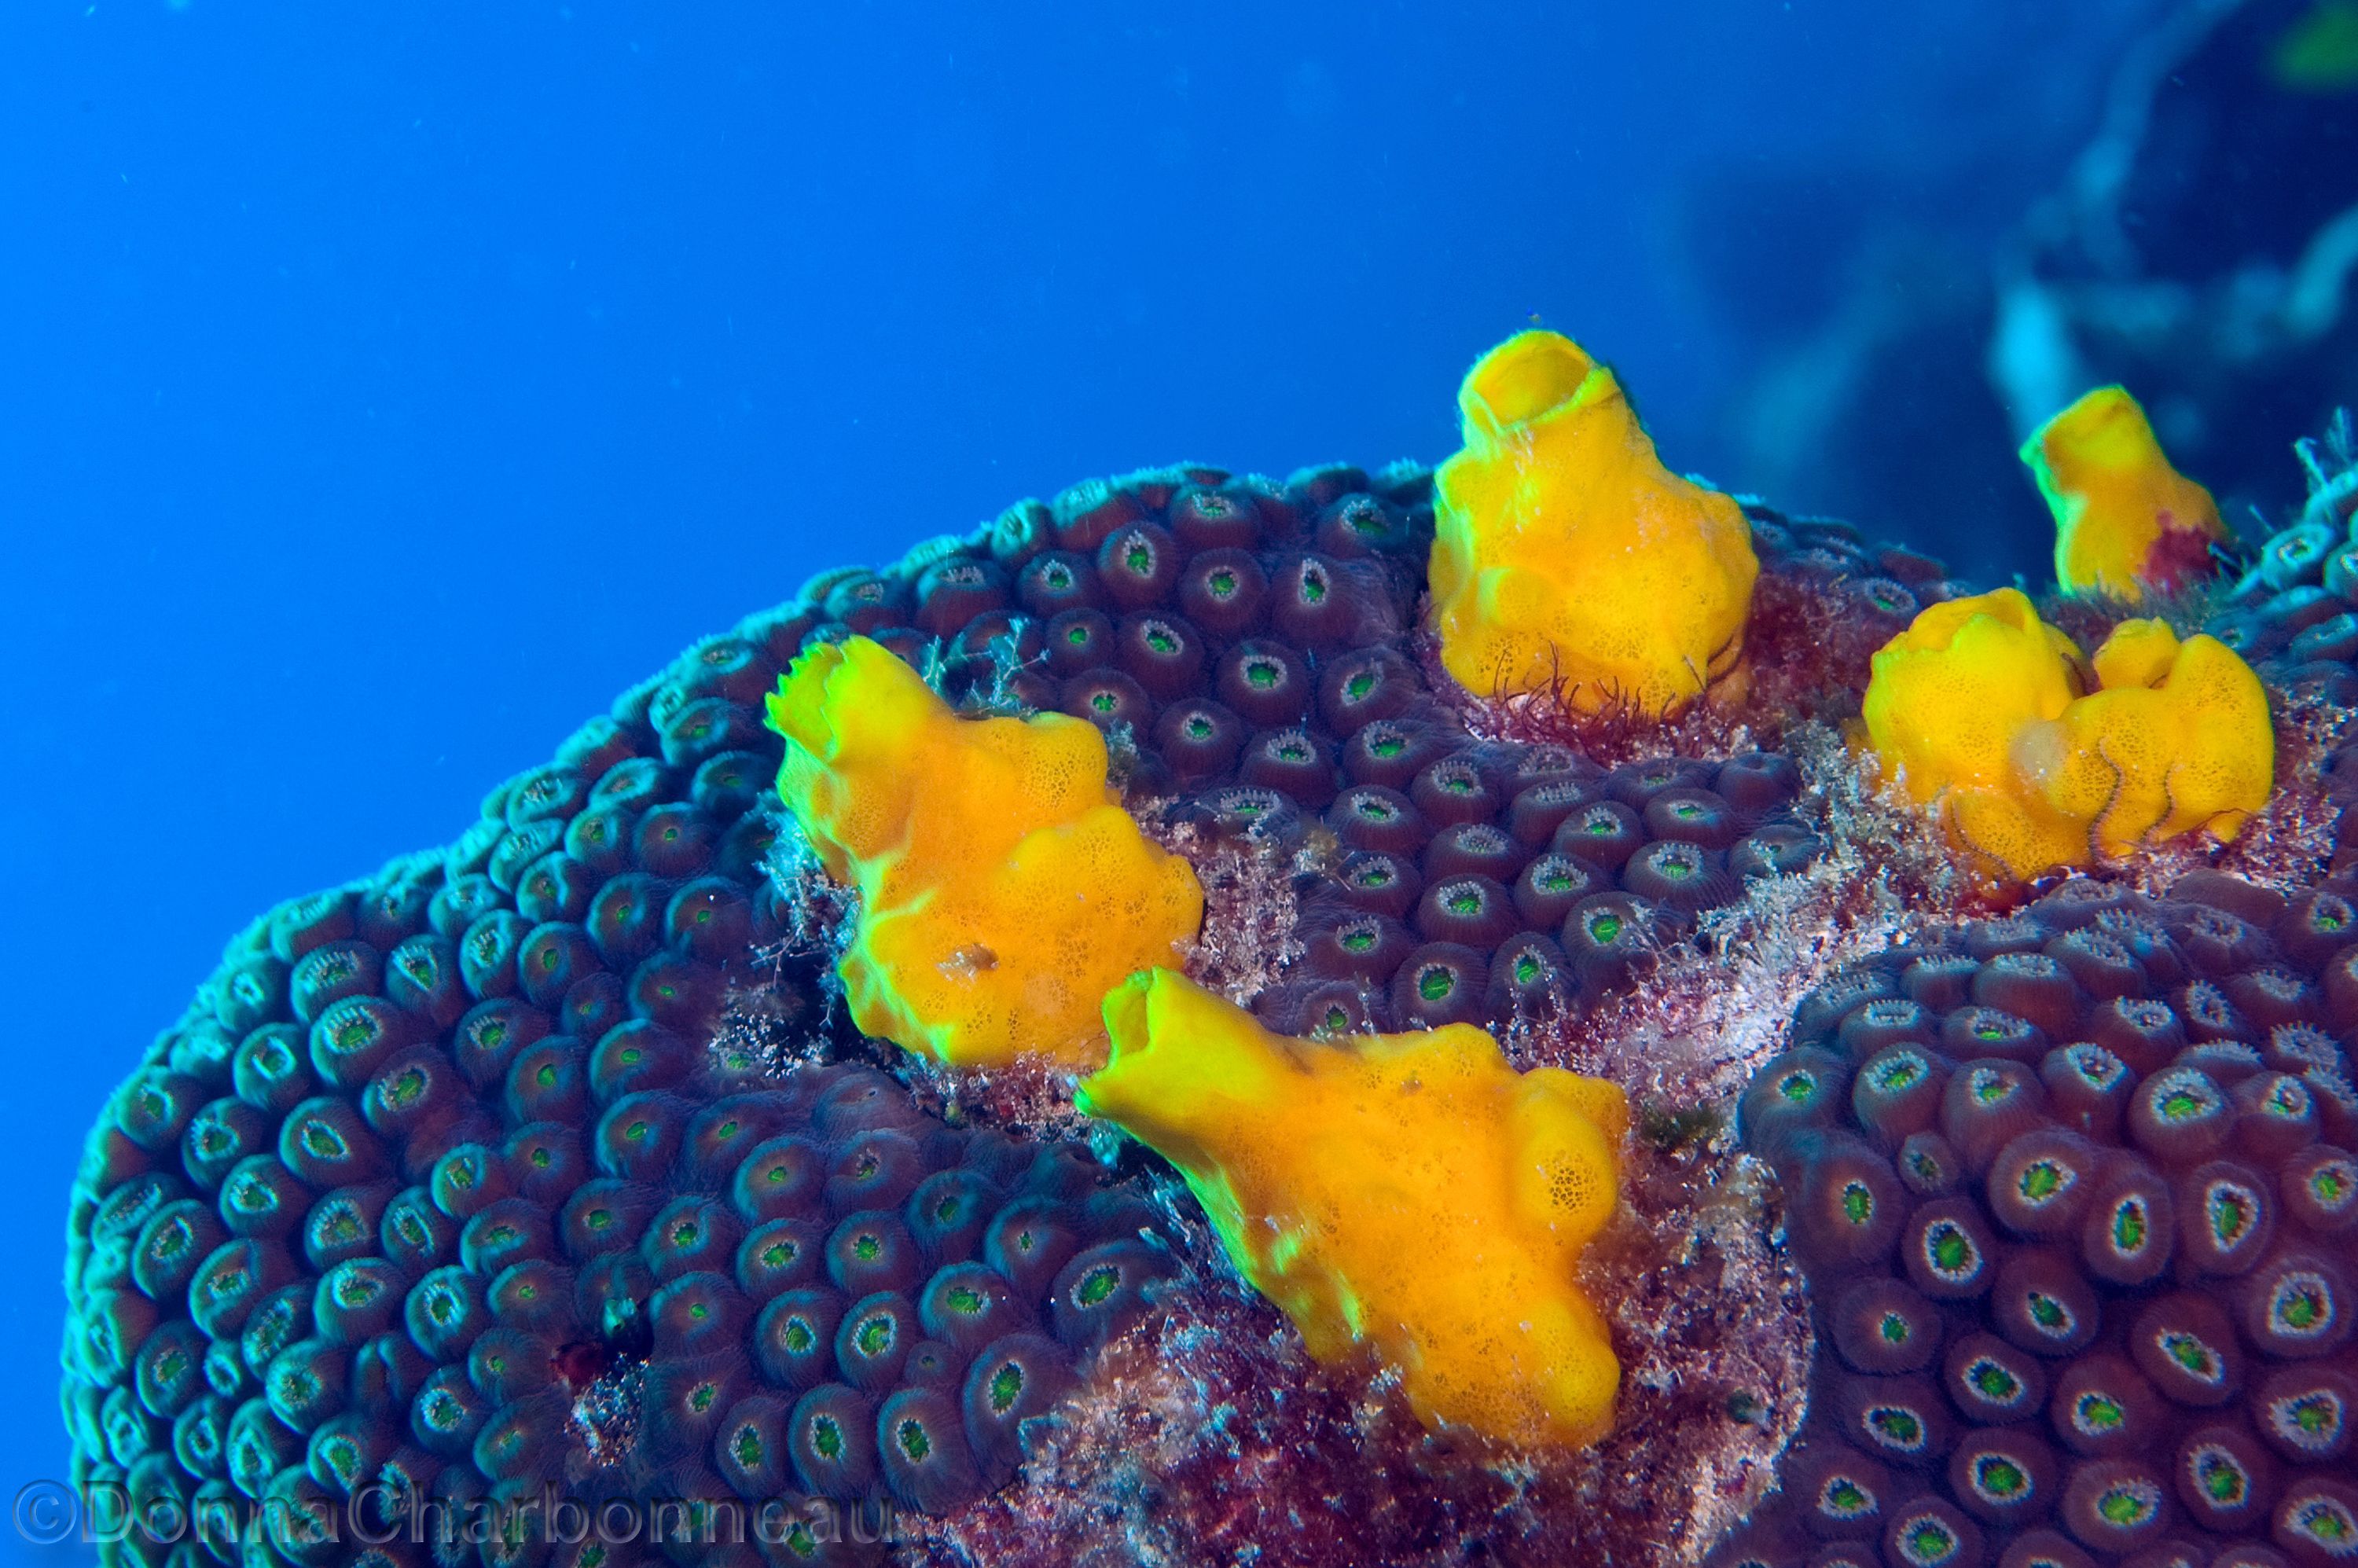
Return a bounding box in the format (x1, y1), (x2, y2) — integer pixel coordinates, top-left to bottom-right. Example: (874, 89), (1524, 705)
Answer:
(58, 330), (2358, 1567)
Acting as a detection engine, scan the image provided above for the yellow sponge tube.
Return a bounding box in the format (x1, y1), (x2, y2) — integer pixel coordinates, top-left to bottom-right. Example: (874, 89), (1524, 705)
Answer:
(1078, 968), (1627, 1448)
(766, 637), (1203, 1069)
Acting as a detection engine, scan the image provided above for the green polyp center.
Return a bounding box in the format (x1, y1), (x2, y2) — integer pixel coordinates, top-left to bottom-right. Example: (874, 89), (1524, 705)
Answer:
(812, 1416), (843, 1460)
(733, 1427), (763, 1468)
(1125, 543), (1151, 574)
(2098, 1486), (2153, 1526)
(1341, 931), (1376, 953)
(990, 1364), (1024, 1413)
(854, 1234), (881, 1261)
(332, 1019), (373, 1052)
(1346, 671), (1375, 699)
(1185, 716), (1212, 740)
(2275, 1280), (2326, 1331)
(2164, 1331), (2217, 1377)
(1868, 1407), (1922, 1446)
(1841, 1182), (1873, 1226)
(2316, 1164), (2354, 1205)
(1975, 1022), (2005, 1041)
(934, 1195), (962, 1224)
(624, 1120), (649, 1143)
(1654, 850), (1695, 879)
(897, 1419), (931, 1461)
(1589, 913), (1623, 945)
(2198, 1452), (2247, 1503)
(1879, 1313), (1909, 1345)
(690, 1382), (718, 1412)
(783, 1320), (814, 1353)
(1515, 954), (1541, 984)
(1972, 1072), (2009, 1103)
(1417, 966), (1455, 1002)
(1929, 1225), (1974, 1276)
(586, 1208), (612, 1232)
(672, 1221), (699, 1247)
(1371, 735), (1403, 758)
(1276, 740), (1309, 762)
(477, 1020), (508, 1050)
(1357, 798), (1394, 821)
(1301, 572), (1326, 603)
(1447, 889), (1481, 915)
(1077, 1265), (1120, 1306)
(762, 1241), (795, 1269)
(301, 1122), (345, 1159)
(1541, 869), (1575, 893)
(2296, 1502), (2356, 1543)
(1824, 1479), (1868, 1515)
(1091, 691), (1117, 714)
(946, 1287), (983, 1315)
(1208, 569), (1236, 597)
(855, 1317), (892, 1357)
(1247, 660), (1279, 689)
(2163, 1089), (2207, 1121)
(1356, 865), (1394, 888)
(1147, 628), (1177, 654)
(2076, 1393), (2121, 1431)
(1905, 1521), (1954, 1562)
(2019, 1162), (2064, 1202)
(448, 1159), (479, 1191)
(2114, 1199), (2147, 1252)
(2026, 1292), (2067, 1331)
(2209, 1185), (2253, 1244)
(2285, 1391), (2338, 1436)
(689, 1301), (711, 1323)
(1066, 626), (1089, 646)
(1322, 1006), (1349, 1031)
(1970, 1361), (2019, 1401)
(1779, 1071), (1816, 1103)
(1974, 1457), (2026, 1498)
(1875, 1057), (1925, 1092)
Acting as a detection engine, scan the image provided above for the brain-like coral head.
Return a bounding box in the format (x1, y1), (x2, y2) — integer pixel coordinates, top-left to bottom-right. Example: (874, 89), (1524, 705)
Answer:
(2027, 385), (2224, 602)
(1076, 967), (1628, 1449)
(767, 635), (1203, 1068)
(1430, 329), (1759, 717)
(1863, 589), (2272, 882)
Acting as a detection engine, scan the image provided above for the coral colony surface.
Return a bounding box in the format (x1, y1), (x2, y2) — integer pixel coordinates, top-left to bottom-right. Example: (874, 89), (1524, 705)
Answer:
(60, 329), (2358, 1568)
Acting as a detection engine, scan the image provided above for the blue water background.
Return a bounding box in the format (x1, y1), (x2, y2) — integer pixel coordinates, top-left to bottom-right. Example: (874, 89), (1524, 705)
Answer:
(0, 2), (2151, 1556)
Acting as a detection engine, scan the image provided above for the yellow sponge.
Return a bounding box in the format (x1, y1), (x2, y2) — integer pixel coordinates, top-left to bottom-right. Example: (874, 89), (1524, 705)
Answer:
(1862, 589), (2272, 881)
(1077, 968), (1628, 1448)
(766, 637), (1203, 1069)
(1430, 330), (1758, 717)
(2026, 386), (2224, 602)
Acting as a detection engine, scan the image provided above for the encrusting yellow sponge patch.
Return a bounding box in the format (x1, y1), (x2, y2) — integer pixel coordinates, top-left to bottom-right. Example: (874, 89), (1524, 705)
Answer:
(2026, 384), (2224, 602)
(1429, 329), (1759, 718)
(1862, 589), (2272, 882)
(765, 635), (1203, 1069)
(1076, 968), (1629, 1449)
